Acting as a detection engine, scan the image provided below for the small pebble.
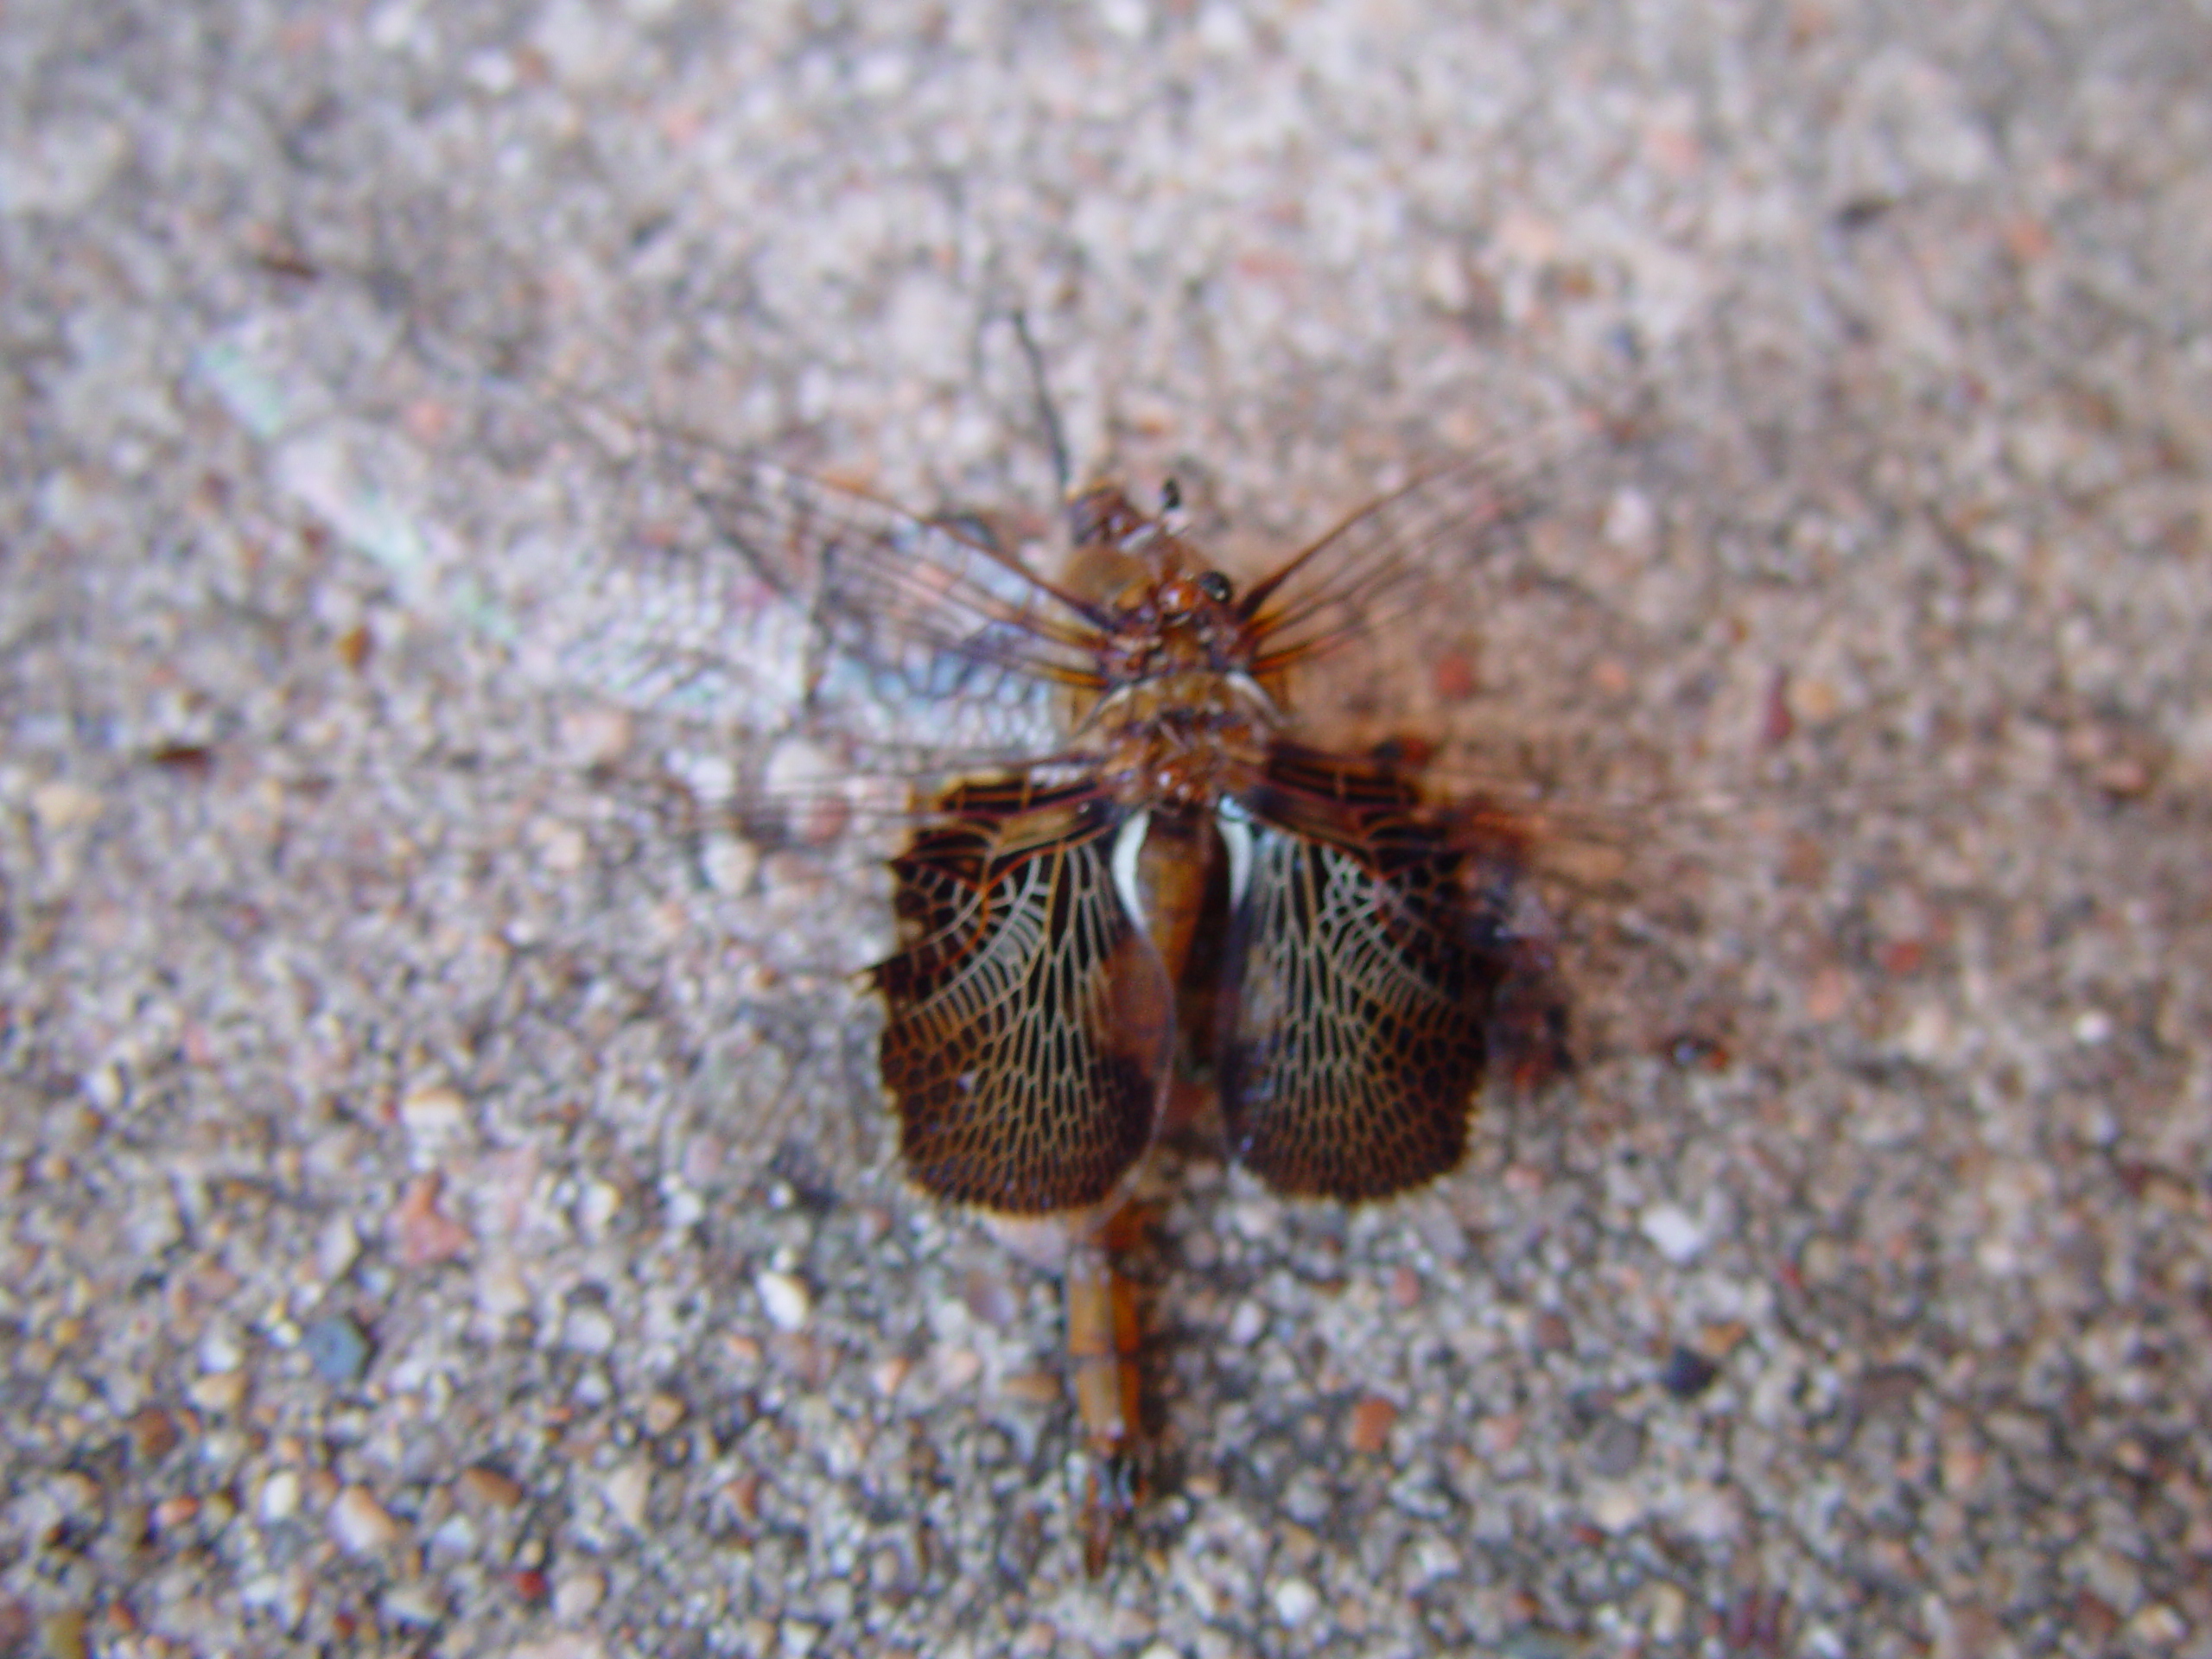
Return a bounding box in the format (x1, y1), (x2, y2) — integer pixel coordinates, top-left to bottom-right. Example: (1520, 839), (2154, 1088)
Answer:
(1587, 1485), (1646, 1532)
(335, 620), (373, 671)
(188, 1370), (247, 1414)
(700, 834), (760, 893)
(1586, 1416), (1645, 1478)
(1226, 1300), (1267, 1345)
(429, 1512), (478, 1560)
(531, 817), (588, 874)
(1700, 1319), (1750, 1357)
(870, 1355), (912, 1398)
(237, 1573), (290, 1621)
(2125, 1605), (2187, 1645)
(576, 1179), (621, 1232)
(1605, 486), (1657, 550)
(37, 1609), (89, 1659)
(1802, 964), (1852, 1023)
(43, 1472), (99, 1523)
(1271, 1577), (1321, 1626)
(1477, 1413), (1523, 1459)
(1639, 1203), (1707, 1264)
(1786, 674), (1841, 725)
(303, 1315), (372, 1383)
(562, 1304), (616, 1355)
(390, 1173), (471, 1267)
(328, 1485), (404, 1554)
(258, 1469), (301, 1523)
(961, 1266), (1017, 1326)
(474, 1259), (531, 1327)
(1670, 1480), (1743, 1542)
(126, 1407), (181, 1463)
(1347, 1395), (1399, 1454)
(560, 706), (634, 769)
(720, 1474), (762, 1524)
(397, 1083), (468, 1145)
(454, 1464), (525, 1510)
(1659, 1344), (1720, 1399)
(315, 1214), (361, 1281)
(553, 1567), (607, 1624)
(29, 780), (102, 833)
(601, 1460), (651, 1531)
(1897, 1002), (1953, 1061)
(933, 1347), (982, 1389)
(1646, 1581), (1689, 1640)
(754, 1268), (812, 1332)
(641, 1390), (686, 1435)
(381, 1581), (444, 1630)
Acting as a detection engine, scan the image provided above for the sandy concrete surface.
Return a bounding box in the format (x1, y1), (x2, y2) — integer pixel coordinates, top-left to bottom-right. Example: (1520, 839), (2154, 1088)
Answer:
(3, 2), (2210, 1655)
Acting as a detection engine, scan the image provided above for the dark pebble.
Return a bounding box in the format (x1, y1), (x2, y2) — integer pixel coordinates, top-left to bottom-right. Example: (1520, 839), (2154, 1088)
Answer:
(304, 1314), (372, 1383)
(125, 1406), (181, 1463)
(1660, 1344), (1720, 1399)
(1586, 1416), (1644, 1478)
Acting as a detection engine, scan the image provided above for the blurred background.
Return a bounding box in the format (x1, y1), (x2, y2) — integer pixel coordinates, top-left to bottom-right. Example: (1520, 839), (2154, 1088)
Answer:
(3, 3), (2209, 1655)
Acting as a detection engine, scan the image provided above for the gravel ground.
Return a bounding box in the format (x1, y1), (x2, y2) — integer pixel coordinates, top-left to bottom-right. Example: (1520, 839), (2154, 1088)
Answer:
(4, 3), (2211, 1656)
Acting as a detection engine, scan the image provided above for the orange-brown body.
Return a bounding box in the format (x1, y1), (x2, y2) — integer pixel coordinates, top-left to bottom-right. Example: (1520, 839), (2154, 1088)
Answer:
(868, 476), (1565, 1571)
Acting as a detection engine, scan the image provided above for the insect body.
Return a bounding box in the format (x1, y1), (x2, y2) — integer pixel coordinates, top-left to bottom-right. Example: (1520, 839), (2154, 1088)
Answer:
(839, 476), (1567, 1567)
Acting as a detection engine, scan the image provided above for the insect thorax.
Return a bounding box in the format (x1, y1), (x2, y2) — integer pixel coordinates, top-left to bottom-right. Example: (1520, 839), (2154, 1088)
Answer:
(1083, 671), (1278, 815)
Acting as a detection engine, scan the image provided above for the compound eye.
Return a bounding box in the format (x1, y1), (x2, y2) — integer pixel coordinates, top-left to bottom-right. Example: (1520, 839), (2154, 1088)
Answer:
(1197, 570), (1233, 604)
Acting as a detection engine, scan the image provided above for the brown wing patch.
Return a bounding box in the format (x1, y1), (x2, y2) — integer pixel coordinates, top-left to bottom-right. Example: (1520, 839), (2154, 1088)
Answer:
(874, 778), (1173, 1215)
(1218, 750), (1566, 1202)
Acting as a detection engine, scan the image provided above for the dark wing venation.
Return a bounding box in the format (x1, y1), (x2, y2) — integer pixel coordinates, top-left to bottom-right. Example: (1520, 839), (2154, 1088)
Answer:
(1237, 455), (1542, 681)
(658, 438), (1107, 688)
(873, 775), (1173, 1216)
(1218, 749), (1566, 1203)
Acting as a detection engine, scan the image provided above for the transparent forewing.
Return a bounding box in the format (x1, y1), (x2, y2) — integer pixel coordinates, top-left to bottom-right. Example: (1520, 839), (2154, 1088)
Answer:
(196, 306), (1085, 775)
(627, 433), (1103, 755)
(873, 779), (1173, 1215)
(1235, 434), (1764, 840)
(1218, 751), (1565, 1203)
(1238, 455), (1543, 688)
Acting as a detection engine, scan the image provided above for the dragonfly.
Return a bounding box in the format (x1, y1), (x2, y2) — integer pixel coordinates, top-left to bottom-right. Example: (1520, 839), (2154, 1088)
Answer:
(544, 433), (1628, 1572)
(200, 309), (1884, 1571)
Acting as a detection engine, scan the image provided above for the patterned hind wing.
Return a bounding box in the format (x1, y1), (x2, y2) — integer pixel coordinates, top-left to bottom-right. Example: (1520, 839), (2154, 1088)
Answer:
(873, 779), (1173, 1216)
(1217, 757), (1567, 1203)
